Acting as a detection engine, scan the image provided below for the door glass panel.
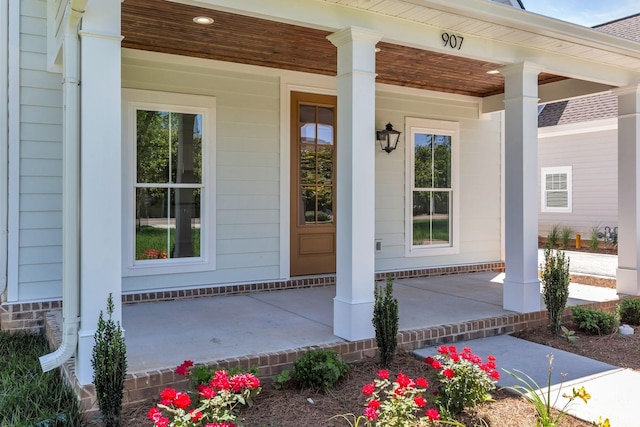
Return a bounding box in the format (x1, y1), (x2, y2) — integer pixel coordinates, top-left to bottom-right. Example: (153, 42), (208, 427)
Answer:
(299, 105), (316, 143)
(300, 187), (316, 225)
(317, 187), (333, 224)
(317, 107), (334, 145)
(317, 146), (333, 184)
(300, 145), (316, 185)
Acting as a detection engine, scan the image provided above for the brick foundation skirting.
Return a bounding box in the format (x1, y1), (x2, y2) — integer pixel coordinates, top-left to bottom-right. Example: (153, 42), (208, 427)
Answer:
(43, 297), (619, 413)
(1, 262), (504, 332)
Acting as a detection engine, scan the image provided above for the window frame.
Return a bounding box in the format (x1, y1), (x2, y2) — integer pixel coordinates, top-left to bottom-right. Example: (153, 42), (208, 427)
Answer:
(122, 89), (216, 276)
(405, 118), (460, 257)
(541, 166), (572, 213)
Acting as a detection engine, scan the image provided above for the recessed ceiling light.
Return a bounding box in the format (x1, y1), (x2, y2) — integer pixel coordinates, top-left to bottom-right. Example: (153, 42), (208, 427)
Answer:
(193, 16), (214, 25)
(486, 70), (500, 75)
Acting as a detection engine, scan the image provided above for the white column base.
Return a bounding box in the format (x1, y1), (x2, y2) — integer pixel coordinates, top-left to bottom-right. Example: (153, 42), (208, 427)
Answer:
(76, 329), (97, 386)
(503, 279), (541, 313)
(333, 297), (375, 341)
(617, 267), (640, 295)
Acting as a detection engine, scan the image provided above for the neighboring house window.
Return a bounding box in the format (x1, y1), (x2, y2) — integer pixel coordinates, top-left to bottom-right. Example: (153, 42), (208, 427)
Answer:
(405, 118), (459, 256)
(541, 166), (572, 213)
(122, 89), (216, 275)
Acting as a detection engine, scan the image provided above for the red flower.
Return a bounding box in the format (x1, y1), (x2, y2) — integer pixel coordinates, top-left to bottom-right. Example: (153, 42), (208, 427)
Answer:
(443, 368), (455, 379)
(377, 369), (389, 379)
(396, 372), (414, 388)
(364, 406), (379, 420)
(197, 384), (217, 399)
(424, 356), (434, 364)
(488, 355), (496, 361)
(394, 386), (406, 396)
(437, 345), (449, 354)
(430, 359), (443, 370)
(462, 347), (472, 354)
(362, 382), (376, 396)
(415, 377), (429, 388)
(448, 345), (457, 353)
(414, 396), (427, 407)
(450, 352), (460, 362)
(426, 408), (440, 420)
(488, 370), (501, 380)
(175, 360), (194, 376)
(368, 399), (381, 409)
(211, 370), (231, 390)
(147, 407), (162, 421)
(159, 387), (177, 406)
(230, 373), (260, 392)
(173, 392), (191, 410)
(190, 410), (203, 421)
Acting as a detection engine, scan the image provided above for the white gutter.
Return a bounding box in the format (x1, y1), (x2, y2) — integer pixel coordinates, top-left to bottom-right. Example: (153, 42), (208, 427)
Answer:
(40, 0), (87, 373)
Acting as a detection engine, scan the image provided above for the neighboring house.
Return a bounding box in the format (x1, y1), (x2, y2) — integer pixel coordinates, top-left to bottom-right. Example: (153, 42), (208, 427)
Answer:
(538, 14), (640, 240)
(2, 0), (640, 388)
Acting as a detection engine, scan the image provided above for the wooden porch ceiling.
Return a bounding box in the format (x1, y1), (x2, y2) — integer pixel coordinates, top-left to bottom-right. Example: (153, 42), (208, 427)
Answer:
(121, 0), (564, 98)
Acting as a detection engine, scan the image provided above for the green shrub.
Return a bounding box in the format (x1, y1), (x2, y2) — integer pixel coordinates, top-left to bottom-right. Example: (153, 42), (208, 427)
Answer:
(560, 227), (573, 250)
(546, 225), (560, 249)
(92, 293), (127, 427)
(618, 298), (640, 325)
(293, 348), (350, 392)
(541, 249), (570, 337)
(372, 274), (399, 368)
(589, 225), (600, 251)
(570, 306), (618, 335)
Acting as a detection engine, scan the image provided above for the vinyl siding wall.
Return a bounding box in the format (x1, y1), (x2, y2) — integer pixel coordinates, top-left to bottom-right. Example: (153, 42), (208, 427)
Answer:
(16, 0), (63, 301)
(538, 124), (618, 239)
(122, 55), (282, 293)
(374, 89), (503, 271)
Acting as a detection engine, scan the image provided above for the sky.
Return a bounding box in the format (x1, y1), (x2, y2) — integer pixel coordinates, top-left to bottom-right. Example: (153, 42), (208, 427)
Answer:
(523, 0), (639, 27)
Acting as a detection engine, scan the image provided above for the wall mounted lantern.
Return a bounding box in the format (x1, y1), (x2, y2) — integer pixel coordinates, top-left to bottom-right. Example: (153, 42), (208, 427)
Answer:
(376, 122), (401, 154)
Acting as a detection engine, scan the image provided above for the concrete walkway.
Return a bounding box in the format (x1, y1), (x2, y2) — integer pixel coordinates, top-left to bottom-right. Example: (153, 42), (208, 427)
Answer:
(417, 334), (636, 427)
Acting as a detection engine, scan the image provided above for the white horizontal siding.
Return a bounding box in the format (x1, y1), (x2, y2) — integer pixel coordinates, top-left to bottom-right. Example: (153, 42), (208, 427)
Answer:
(538, 128), (618, 238)
(122, 54), (282, 293)
(375, 89), (502, 272)
(15, 0), (63, 301)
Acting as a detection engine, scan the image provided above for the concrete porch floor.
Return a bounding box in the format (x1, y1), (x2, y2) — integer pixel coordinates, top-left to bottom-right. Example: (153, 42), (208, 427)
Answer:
(122, 271), (618, 375)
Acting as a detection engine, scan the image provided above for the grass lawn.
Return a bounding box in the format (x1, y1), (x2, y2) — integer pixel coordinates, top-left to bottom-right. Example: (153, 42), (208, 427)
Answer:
(413, 217), (450, 245)
(0, 330), (84, 426)
(136, 225), (201, 259)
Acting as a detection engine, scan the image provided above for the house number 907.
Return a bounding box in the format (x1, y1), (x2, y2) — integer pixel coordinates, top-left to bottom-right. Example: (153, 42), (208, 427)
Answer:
(441, 32), (464, 50)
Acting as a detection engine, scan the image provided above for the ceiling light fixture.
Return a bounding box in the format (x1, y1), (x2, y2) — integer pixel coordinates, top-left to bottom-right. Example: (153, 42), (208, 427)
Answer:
(193, 16), (214, 25)
(486, 70), (500, 75)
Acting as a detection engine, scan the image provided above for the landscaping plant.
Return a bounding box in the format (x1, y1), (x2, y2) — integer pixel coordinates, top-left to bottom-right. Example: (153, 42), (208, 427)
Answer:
(372, 274), (399, 368)
(560, 226), (572, 250)
(504, 354), (598, 427)
(589, 225), (601, 251)
(148, 360), (261, 427)
(546, 225), (560, 249)
(541, 248), (570, 337)
(425, 345), (500, 418)
(570, 306), (618, 335)
(91, 293), (127, 427)
(618, 298), (640, 325)
(333, 369), (463, 427)
(293, 348), (350, 392)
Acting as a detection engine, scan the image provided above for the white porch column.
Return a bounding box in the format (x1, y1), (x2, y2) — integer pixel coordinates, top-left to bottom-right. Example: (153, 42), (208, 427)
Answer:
(501, 62), (542, 313)
(327, 27), (382, 341)
(615, 85), (640, 295)
(76, 0), (122, 385)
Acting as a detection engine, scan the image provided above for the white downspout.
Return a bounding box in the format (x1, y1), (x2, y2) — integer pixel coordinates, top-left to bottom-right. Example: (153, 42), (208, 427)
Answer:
(40, 0), (86, 372)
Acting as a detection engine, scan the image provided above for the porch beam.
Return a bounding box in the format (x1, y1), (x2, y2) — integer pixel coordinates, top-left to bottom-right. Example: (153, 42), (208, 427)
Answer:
(501, 62), (542, 313)
(76, 0), (123, 386)
(327, 27), (382, 341)
(615, 85), (640, 296)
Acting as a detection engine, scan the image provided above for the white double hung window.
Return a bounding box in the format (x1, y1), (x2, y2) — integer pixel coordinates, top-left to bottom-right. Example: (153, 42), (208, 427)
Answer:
(122, 89), (216, 275)
(541, 166), (572, 213)
(405, 118), (459, 256)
